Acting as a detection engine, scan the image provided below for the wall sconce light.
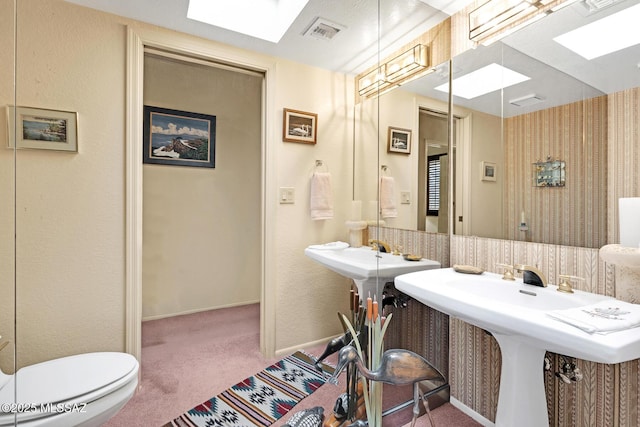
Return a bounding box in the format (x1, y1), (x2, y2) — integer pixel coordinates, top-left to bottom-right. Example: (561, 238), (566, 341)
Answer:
(469, 0), (578, 45)
(358, 44), (431, 98)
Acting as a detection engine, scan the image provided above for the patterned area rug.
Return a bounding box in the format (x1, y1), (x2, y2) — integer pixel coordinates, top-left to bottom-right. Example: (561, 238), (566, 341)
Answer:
(164, 351), (333, 427)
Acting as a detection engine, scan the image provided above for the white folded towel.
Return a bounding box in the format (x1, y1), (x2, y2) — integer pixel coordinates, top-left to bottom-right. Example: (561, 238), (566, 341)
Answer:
(379, 176), (397, 218)
(310, 172), (334, 220)
(547, 300), (640, 334)
(307, 241), (349, 250)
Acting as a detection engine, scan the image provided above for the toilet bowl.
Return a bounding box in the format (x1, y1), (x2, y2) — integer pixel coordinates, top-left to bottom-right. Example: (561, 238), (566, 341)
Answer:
(0, 352), (138, 426)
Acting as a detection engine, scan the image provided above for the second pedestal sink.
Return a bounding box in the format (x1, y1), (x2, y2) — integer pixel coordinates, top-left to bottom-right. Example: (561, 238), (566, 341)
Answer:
(304, 244), (440, 301)
(395, 268), (640, 427)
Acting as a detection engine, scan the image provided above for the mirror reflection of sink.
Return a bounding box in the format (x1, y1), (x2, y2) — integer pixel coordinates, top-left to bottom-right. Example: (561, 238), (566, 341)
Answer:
(304, 244), (440, 300)
(395, 268), (640, 427)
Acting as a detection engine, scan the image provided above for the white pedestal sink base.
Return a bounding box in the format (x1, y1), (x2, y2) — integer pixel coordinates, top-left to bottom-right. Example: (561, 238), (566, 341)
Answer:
(493, 333), (549, 427)
(353, 278), (389, 303)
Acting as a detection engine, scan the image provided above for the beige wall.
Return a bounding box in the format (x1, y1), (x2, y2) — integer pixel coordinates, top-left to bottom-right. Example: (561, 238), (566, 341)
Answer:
(451, 107), (503, 238)
(466, 111), (503, 238)
(4, 0), (354, 367)
(273, 60), (353, 351)
(12, 0), (128, 368)
(354, 88), (451, 231)
(142, 55), (262, 320)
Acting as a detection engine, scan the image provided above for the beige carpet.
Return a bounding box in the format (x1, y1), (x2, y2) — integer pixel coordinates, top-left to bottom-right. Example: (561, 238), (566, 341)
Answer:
(103, 303), (481, 426)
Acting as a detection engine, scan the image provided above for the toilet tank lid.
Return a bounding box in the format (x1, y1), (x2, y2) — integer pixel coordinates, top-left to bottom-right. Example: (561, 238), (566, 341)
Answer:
(0, 352), (138, 405)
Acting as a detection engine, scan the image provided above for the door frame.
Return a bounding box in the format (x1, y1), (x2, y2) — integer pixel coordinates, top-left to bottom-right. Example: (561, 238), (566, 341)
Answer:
(125, 26), (277, 361)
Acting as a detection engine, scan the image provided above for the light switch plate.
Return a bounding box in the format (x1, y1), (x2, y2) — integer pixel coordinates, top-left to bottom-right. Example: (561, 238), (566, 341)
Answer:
(400, 191), (411, 204)
(279, 187), (295, 204)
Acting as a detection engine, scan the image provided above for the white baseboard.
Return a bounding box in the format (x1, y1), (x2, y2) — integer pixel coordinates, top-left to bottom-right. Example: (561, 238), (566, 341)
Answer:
(142, 300), (260, 322)
(450, 397), (495, 427)
(275, 334), (341, 358)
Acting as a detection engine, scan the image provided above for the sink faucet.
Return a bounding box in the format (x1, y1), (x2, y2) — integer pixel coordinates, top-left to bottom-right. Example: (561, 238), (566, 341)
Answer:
(369, 239), (390, 253)
(515, 264), (547, 287)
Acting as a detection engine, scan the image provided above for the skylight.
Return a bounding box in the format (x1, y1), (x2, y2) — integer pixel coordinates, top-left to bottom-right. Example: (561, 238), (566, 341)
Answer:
(187, 0), (310, 43)
(435, 63), (530, 99)
(553, 2), (640, 60)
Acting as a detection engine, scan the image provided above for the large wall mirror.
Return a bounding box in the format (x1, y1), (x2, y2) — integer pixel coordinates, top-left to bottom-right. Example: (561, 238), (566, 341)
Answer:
(363, 0), (639, 250)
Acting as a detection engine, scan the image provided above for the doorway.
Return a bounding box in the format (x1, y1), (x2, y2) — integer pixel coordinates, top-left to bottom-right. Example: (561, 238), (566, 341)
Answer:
(417, 108), (450, 233)
(126, 28), (279, 362)
(141, 51), (263, 321)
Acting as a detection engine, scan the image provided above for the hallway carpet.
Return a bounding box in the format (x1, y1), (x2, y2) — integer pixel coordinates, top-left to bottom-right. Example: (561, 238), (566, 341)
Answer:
(103, 303), (482, 427)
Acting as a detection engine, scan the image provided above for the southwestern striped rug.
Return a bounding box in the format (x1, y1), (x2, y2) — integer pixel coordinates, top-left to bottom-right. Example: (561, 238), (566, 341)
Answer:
(164, 351), (333, 427)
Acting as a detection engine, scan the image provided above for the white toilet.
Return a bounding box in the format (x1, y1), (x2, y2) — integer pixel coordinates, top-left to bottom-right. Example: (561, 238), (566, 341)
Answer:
(0, 352), (139, 426)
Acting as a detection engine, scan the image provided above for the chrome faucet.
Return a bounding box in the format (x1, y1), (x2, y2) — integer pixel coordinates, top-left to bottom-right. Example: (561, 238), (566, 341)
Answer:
(515, 264), (547, 287)
(369, 239), (391, 253)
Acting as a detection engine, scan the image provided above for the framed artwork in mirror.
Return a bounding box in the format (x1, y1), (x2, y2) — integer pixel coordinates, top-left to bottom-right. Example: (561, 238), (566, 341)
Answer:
(283, 108), (317, 144)
(387, 126), (411, 154)
(143, 105), (215, 168)
(7, 106), (78, 152)
(481, 161), (496, 181)
(534, 159), (565, 187)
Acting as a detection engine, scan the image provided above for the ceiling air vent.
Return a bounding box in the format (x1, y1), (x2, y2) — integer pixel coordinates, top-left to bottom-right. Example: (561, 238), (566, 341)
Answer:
(510, 94), (545, 107)
(303, 17), (345, 41)
(584, 0), (622, 11)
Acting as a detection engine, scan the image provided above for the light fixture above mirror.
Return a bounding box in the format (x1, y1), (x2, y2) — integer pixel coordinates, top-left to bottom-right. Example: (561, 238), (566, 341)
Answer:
(469, 0), (579, 45)
(358, 44), (433, 98)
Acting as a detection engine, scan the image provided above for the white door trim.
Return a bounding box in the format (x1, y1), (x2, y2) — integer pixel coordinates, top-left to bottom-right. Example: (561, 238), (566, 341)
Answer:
(125, 26), (277, 361)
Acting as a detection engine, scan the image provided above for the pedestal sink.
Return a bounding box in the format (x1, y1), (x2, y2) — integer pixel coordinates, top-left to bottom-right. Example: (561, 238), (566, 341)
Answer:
(304, 244), (440, 301)
(395, 268), (640, 427)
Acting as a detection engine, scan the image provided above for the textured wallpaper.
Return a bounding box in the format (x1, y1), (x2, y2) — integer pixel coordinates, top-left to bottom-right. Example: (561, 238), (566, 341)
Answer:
(503, 96), (608, 248)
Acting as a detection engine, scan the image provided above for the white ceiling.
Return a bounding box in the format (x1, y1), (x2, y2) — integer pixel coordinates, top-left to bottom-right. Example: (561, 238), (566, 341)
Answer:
(64, 0), (472, 75)
(403, 0), (640, 116)
(65, 0), (640, 117)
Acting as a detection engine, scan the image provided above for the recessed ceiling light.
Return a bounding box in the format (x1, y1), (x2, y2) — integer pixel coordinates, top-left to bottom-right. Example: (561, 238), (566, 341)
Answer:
(553, 2), (640, 60)
(434, 63), (530, 99)
(187, 0), (310, 43)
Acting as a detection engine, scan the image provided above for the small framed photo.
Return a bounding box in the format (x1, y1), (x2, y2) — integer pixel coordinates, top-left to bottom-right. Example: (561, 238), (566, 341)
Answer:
(387, 126), (411, 154)
(283, 108), (317, 144)
(143, 105), (215, 168)
(481, 161), (497, 181)
(7, 106), (78, 152)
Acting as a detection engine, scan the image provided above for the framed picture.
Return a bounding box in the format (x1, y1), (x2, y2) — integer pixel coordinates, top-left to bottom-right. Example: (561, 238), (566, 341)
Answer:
(387, 126), (411, 154)
(283, 108), (317, 144)
(481, 161), (497, 181)
(534, 159), (565, 187)
(7, 106), (78, 152)
(143, 105), (215, 168)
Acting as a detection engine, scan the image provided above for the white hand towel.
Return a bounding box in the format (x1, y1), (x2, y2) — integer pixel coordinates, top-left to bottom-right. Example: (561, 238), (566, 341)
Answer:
(310, 172), (334, 220)
(307, 241), (349, 250)
(380, 176), (397, 218)
(547, 300), (640, 334)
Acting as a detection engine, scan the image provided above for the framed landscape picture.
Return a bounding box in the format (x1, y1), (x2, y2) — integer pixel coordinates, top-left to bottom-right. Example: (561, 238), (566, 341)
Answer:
(143, 105), (216, 168)
(7, 106), (78, 152)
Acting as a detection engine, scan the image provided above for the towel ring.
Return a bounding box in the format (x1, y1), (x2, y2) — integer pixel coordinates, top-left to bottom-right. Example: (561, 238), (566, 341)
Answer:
(314, 159), (329, 172)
